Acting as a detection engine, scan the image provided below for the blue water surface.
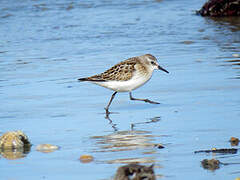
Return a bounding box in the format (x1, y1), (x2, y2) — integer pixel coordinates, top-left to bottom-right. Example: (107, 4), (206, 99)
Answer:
(1, 0), (240, 179)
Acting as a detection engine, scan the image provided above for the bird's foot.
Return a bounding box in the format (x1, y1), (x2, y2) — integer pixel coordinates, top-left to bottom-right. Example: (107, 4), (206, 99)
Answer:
(143, 99), (160, 104)
(104, 108), (111, 118)
(104, 108), (119, 119)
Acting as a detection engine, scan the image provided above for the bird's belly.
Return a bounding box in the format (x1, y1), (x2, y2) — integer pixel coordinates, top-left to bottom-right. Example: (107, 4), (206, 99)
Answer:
(94, 75), (151, 92)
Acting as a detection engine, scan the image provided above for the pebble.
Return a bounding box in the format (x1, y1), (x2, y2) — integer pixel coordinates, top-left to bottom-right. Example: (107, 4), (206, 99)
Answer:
(79, 154), (94, 163)
(230, 137), (239, 146)
(155, 144), (165, 149)
(182, 40), (194, 45)
(36, 144), (60, 153)
(232, 54), (240, 58)
(201, 159), (220, 170)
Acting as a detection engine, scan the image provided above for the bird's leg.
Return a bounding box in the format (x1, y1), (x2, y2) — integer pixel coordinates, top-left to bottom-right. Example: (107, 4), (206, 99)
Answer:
(129, 92), (160, 104)
(105, 91), (117, 115)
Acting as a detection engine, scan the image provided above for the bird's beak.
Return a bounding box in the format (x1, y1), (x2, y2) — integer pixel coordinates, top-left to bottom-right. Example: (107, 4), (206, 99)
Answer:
(158, 65), (169, 73)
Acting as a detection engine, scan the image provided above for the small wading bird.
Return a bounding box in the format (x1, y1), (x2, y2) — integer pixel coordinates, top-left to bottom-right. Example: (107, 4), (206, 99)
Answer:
(78, 54), (169, 116)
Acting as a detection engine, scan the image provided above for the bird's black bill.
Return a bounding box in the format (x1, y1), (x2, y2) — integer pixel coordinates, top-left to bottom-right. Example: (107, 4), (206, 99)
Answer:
(158, 65), (169, 73)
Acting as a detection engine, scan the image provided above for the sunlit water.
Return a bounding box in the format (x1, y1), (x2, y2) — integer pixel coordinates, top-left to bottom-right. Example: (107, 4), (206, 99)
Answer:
(1, 0), (240, 179)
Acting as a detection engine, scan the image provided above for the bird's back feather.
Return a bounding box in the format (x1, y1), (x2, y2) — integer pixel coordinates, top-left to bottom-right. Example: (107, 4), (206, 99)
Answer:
(78, 57), (139, 82)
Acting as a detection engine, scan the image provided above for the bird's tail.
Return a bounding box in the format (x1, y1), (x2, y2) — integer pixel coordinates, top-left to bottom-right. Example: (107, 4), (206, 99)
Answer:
(78, 78), (89, 81)
(78, 77), (106, 82)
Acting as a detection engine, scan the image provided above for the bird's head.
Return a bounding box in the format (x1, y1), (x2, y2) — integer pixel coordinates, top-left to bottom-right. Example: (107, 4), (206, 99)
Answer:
(142, 54), (169, 73)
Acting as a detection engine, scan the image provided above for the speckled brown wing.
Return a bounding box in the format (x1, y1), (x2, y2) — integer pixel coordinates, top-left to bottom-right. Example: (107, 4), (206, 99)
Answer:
(79, 57), (138, 82)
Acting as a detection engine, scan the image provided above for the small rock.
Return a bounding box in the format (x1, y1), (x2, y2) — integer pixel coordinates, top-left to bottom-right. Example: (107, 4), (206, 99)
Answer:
(0, 130), (31, 149)
(79, 154), (94, 163)
(233, 54), (240, 58)
(230, 137), (239, 146)
(154, 144), (165, 149)
(182, 40), (194, 45)
(36, 144), (60, 153)
(114, 164), (156, 180)
(201, 159), (220, 170)
(0, 131), (31, 159)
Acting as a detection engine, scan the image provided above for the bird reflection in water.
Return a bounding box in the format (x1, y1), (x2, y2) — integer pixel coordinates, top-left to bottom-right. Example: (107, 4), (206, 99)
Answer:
(105, 112), (161, 132)
(92, 116), (164, 179)
(91, 116), (162, 155)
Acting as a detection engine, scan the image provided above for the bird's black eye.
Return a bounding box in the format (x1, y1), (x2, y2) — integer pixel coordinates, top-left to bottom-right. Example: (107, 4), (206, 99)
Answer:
(151, 61), (155, 65)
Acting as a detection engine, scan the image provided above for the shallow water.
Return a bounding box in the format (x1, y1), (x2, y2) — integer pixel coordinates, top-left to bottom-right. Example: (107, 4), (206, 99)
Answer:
(1, 0), (240, 179)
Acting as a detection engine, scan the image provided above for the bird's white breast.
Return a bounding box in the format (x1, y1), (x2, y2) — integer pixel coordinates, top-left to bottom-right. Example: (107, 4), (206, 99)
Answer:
(93, 71), (153, 92)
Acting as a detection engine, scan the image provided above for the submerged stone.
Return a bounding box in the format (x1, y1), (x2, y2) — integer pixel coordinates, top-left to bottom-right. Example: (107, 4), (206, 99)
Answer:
(114, 163), (156, 180)
(36, 144), (60, 153)
(201, 159), (221, 170)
